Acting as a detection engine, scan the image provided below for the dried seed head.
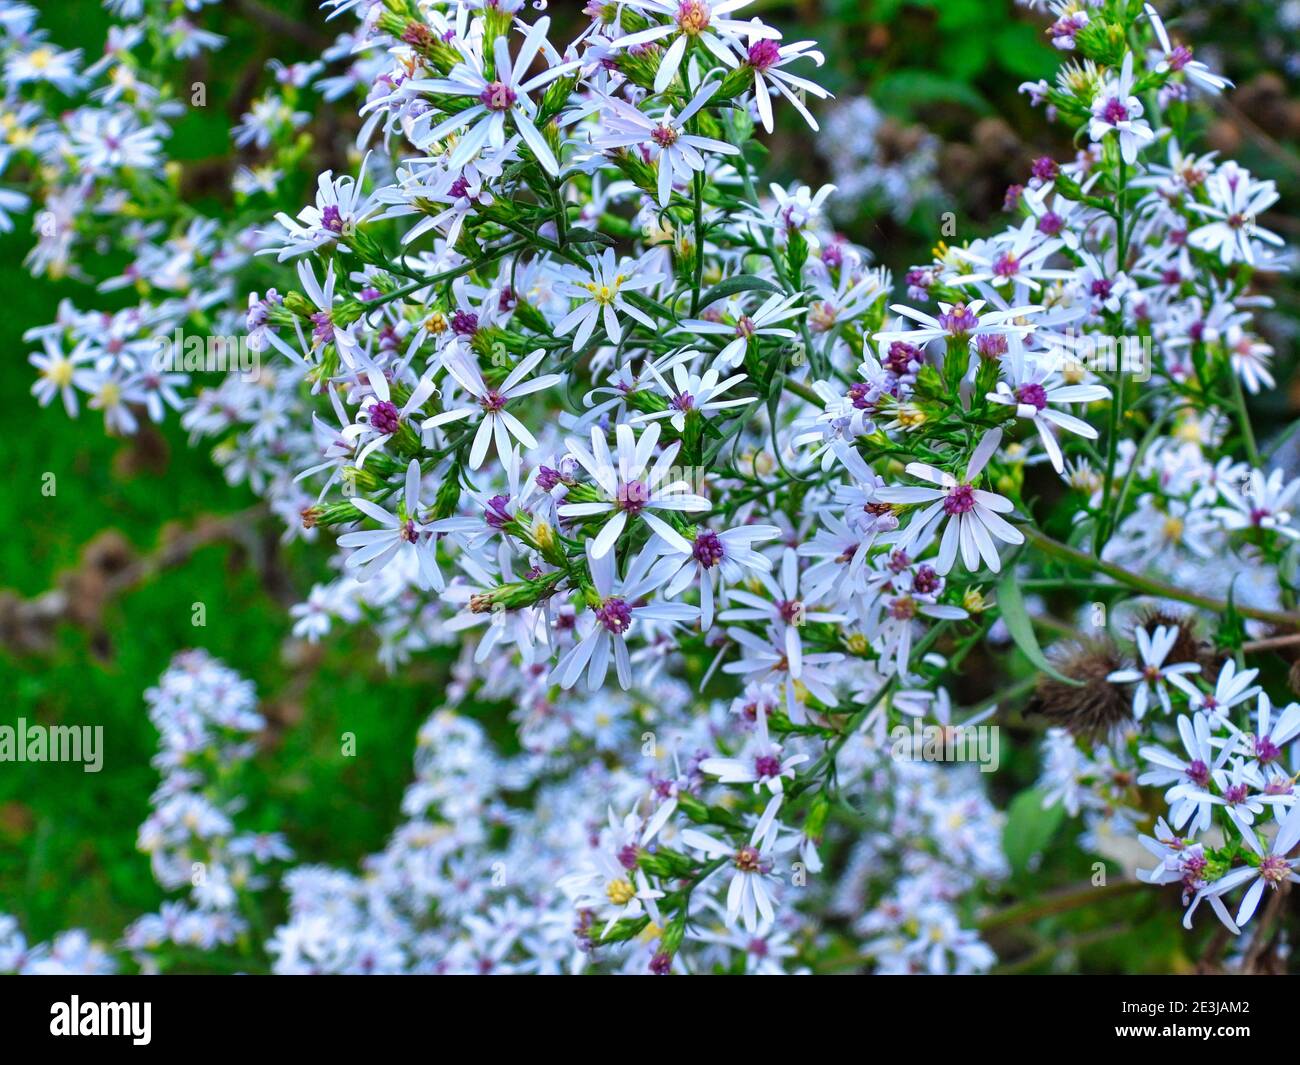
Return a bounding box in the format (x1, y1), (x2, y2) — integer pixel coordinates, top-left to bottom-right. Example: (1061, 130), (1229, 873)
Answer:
(1029, 639), (1132, 740)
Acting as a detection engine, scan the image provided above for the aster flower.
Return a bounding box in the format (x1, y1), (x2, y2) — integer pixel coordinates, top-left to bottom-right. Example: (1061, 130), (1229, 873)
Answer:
(336, 458), (444, 589)
(591, 80), (740, 206)
(1185, 802), (1300, 933)
(723, 624), (844, 723)
(553, 249), (660, 350)
(738, 33), (829, 132)
(550, 540), (699, 690)
(1106, 624), (1201, 719)
(985, 355), (1109, 473)
(1168, 660), (1261, 727)
(1186, 162), (1283, 266)
(680, 793), (789, 933)
(875, 299), (1040, 353)
(1139, 712), (1234, 834)
(29, 335), (97, 417)
(611, 1), (779, 94)
(1087, 53), (1154, 165)
(676, 291), (805, 369)
(1144, 4), (1231, 95)
(719, 548), (847, 678)
(558, 422), (711, 558)
(66, 108), (161, 171)
(875, 429), (1025, 575)
(631, 350), (755, 432)
(423, 347), (561, 469)
(411, 17), (580, 176)
(700, 705), (807, 794)
(269, 153), (381, 260)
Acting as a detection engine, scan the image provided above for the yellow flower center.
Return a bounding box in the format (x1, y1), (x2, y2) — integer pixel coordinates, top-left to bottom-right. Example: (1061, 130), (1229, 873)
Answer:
(606, 878), (636, 906)
(47, 359), (74, 388)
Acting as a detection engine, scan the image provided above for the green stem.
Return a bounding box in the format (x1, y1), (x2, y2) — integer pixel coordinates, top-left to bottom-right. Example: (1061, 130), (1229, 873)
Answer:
(1023, 527), (1297, 628)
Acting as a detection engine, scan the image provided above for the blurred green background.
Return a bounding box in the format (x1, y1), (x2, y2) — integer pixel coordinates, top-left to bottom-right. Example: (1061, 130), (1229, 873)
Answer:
(1, 0), (1295, 971)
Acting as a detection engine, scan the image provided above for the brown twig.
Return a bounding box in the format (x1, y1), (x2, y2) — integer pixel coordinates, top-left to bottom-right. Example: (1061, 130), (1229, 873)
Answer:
(0, 506), (267, 656)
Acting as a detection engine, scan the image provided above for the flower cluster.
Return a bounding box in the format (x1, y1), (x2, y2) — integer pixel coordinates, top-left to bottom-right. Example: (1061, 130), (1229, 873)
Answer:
(9, 0), (1299, 972)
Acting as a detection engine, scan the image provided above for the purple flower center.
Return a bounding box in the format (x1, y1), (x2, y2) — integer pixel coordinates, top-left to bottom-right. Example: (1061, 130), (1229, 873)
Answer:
(1256, 736), (1281, 763)
(886, 341), (922, 376)
(943, 484), (977, 516)
(992, 252), (1020, 278)
(976, 333), (1007, 360)
(1090, 278), (1113, 301)
(735, 315), (757, 338)
(692, 529), (725, 568)
(671, 392), (695, 412)
(451, 310), (479, 336)
(1261, 855), (1290, 883)
(651, 123), (679, 148)
(479, 80), (517, 111)
(1017, 383), (1048, 411)
(848, 381), (876, 410)
(754, 754), (782, 778)
(480, 389), (506, 413)
(777, 599), (803, 625)
(1032, 156), (1059, 182)
(1185, 759), (1210, 788)
(537, 465), (562, 491)
(1037, 210), (1064, 236)
(618, 844), (639, 870)
(939, 303), (979, 337)
(890, 596), (916, 621)
(1224, 783), (1249, 805)
(619, 479), (649, 514)
(734, 845), (762, 873)
(1101, 97), (1129, 126)
(448, 175), (471, 199)
(649, 952), (672, 975)
(747, 38), (781, 71)
(912, 565), (940, 595)
(321, 204), (344, 234)
(484, 494), (512, 529)
(370, 400), (400, 434)
(596, 596), (633, 634)
(310, 310), (335, 344)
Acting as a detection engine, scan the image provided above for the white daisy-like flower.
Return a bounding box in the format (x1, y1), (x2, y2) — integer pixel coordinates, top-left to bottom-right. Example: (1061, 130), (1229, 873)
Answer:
(1088, 52), (1155, 165)
(680, 793), (790, 933)
(558, 422), (711, 558)
(676, 291), (805, 369)
(699, 704), (808, 795)
(554, 249), (659, 350)
(1186, 162), (1284, 266)
(1106, 624), (1201, 719)
(591, 80), (740, 206)
(335, 458), (445, 589)
(630, 350), (755, 432)
(550, 540), (699, 690)
(986, 354), (1109, 473)
(269, 152), (380, 260)
(610, 0), (778, 94)
(875, 429), (1025, 575)
(1184, 802), (1300, 934)
(422, 347), (561, 469)
(409, 17), (580, 176)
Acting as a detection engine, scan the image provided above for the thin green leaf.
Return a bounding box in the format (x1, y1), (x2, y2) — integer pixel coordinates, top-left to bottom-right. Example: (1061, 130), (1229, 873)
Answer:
(996, 570), (1083, 686)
